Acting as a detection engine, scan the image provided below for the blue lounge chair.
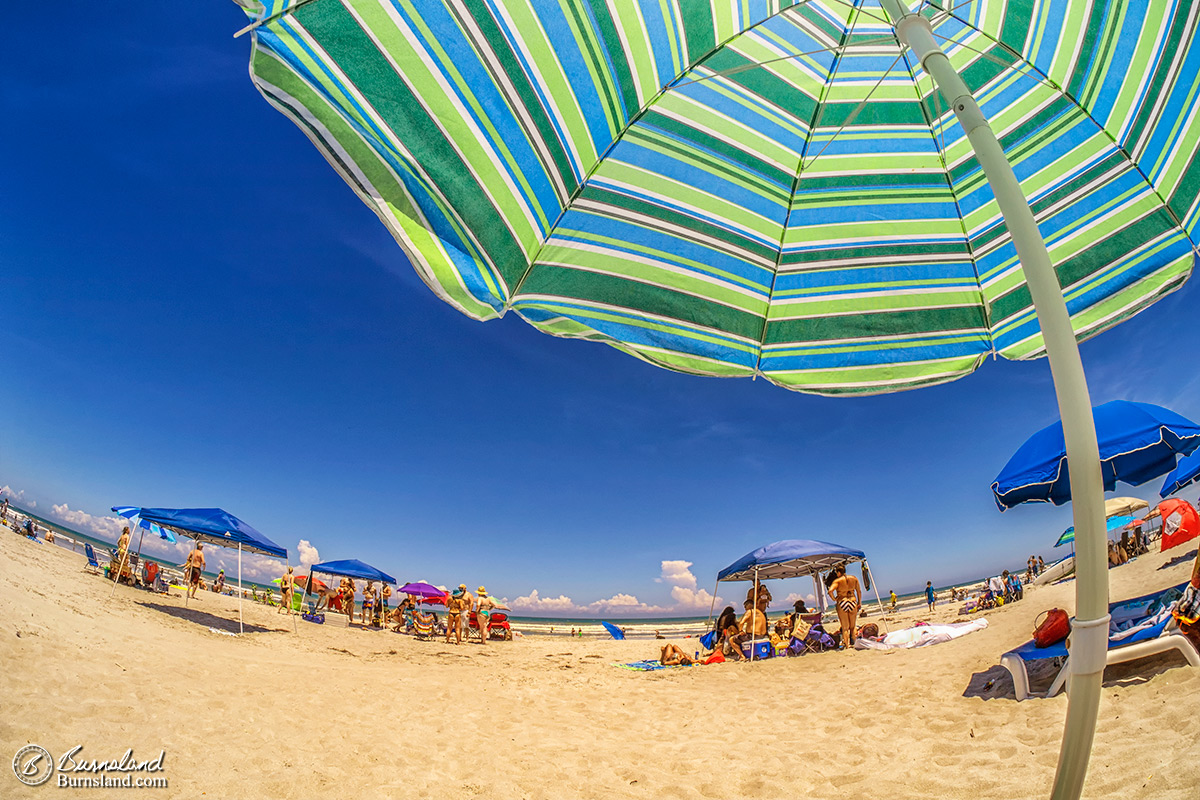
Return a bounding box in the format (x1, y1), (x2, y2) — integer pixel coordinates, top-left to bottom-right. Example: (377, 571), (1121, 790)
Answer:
(84, 543), (102, 574)
(1001, 583), (1200, 701)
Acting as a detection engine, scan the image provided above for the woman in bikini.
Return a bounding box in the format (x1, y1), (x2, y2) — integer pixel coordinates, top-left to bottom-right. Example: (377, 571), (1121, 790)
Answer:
(659, 643), (695, 666)
(830, 564), (861, 650)
(278, 566), (294, 614)
(446, 587), (467, 644)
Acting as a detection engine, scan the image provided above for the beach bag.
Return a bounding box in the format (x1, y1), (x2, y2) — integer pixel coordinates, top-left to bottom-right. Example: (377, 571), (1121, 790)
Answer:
(703, 651), (725, 665)
(1033, 608), (1071, 647)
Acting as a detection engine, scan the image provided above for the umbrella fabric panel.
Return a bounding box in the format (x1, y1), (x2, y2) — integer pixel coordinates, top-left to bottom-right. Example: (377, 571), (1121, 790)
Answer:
(243, 0), (1199, 396)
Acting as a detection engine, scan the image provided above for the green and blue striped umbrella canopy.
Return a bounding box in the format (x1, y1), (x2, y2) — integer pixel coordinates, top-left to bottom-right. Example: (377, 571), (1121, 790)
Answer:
(237, 0), (1198, 395)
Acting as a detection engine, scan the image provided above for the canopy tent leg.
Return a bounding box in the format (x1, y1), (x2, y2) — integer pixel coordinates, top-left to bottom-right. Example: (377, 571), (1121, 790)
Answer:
(864, 560), (889, 634)
(238, 544), (244, 636)
(289, 555), (299, 635)
(706, 581), (718, 627)
(881, 3), (1108, 797)
(750, 568), (760, 661)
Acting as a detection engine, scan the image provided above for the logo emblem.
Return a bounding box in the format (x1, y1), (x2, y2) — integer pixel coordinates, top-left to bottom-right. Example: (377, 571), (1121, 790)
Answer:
(12, 744), (53, 786)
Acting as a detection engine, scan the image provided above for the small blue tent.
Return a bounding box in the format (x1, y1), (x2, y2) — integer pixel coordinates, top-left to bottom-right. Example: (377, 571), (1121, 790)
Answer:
(309, 559), (397, 584)
(717, 539), (867, 582)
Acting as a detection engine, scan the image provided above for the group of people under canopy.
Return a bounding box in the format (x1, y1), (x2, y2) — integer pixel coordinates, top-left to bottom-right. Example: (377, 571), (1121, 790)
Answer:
(695, 539), (888, 663)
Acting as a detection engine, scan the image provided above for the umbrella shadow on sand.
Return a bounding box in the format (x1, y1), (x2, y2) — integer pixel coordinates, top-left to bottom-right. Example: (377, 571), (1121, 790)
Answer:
(963, 651), (1192, 701)
(138, 602), (280, 634)
(1158, 547), (1198, 571)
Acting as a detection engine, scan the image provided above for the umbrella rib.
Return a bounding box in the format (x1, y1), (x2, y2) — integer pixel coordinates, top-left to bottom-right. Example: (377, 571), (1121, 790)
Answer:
(936, 7), (1197, 245)
(233, 0), (319, 38)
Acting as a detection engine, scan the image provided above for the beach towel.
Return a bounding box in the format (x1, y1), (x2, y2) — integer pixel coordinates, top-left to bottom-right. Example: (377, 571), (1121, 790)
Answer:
(855, 619), (989, 650)
(615, 660), (696, 671)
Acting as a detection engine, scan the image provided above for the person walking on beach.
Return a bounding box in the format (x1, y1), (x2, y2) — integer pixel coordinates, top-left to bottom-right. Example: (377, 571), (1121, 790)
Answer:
(183, 544), (205, 599)
(1037, 556), (1045, 575)
(924, 581), (936, 611)
(889, 590), (898, 611)
(830, 564), (861, 649)
(214, 569), (226, 594)
(278, 567), (294, 614)
(1, 497), (7, 520)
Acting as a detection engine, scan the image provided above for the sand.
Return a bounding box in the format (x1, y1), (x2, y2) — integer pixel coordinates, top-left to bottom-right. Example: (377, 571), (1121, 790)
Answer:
(2, 530), (1198, 799)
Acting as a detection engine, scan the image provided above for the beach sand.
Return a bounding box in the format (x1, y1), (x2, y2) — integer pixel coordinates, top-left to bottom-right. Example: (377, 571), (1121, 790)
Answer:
(2, 530), (1198, 799)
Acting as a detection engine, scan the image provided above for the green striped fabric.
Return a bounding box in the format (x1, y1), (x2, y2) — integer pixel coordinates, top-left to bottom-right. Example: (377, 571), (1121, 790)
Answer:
(242, 0), (1198, 395)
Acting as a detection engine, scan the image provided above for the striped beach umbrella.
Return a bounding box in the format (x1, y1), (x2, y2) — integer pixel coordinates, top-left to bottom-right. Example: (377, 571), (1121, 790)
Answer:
(112, 505), (177, 544)
(232, 0), (1200, 796)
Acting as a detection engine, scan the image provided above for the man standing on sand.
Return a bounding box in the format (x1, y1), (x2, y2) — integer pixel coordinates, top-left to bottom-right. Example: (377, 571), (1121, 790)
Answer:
(183, 544), (205, 599)
(889, 590), (898, 611)
(925, 581), (936, 611)
(456, 583), (474, 642)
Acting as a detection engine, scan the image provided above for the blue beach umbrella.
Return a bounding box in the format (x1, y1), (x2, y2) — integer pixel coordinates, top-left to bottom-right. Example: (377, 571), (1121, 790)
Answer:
(992, 402), (1200, 509)
(601, 622), (625, 641)
(1161, 450), (1200, 498)
(1056, 516), (1137, 548)
(112, 506), (178, 544)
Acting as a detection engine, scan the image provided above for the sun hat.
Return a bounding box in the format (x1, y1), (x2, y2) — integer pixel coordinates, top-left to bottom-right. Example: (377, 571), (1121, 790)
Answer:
(477, 586), (487, 595)
(452, 587), (465, 597)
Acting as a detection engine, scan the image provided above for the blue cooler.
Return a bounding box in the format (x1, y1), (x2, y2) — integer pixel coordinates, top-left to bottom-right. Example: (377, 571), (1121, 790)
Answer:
(741, 640), (773, 660)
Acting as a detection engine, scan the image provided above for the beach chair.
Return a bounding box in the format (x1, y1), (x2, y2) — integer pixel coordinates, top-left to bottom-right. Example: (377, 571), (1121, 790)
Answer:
(1000, 583), (1200, 701)
(83, 543), (102, 574)
(413, 610), (436, 640)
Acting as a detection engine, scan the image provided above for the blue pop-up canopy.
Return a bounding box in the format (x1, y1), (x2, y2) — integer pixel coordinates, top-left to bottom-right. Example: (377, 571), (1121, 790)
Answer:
(309, 559), (397, 584)
(1162, 450), (1200, 499)
(717, 539), (867, 582)
(992, 401), (1200, 510)
(116, 507), (287, 559)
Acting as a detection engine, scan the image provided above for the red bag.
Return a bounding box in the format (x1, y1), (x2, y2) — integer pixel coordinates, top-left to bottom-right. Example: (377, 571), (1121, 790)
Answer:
(1033, 608), (1071, 647)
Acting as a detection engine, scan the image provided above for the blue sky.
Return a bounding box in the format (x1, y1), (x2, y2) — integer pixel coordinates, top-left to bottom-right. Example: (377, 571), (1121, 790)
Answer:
(3, 2), (1199, 616)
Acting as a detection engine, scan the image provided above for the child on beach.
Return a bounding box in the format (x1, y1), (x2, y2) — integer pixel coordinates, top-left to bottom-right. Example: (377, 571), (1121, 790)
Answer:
(925, 581), (936, 611)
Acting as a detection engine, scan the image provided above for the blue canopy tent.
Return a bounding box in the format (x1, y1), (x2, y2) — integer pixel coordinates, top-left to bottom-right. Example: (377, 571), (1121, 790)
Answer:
(114, 506), (287, 634)
(1162, 451), (1200, 499)
(304, 559), (397, 625)
(714, 539), (887, 658)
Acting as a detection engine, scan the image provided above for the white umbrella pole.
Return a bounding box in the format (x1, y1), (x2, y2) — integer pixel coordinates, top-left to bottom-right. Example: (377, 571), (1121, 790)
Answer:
(706, 580), (718, 626)
(238, 544), (244, 636)
(109, 530), (139, 598)
(882, 4), (1109, 797)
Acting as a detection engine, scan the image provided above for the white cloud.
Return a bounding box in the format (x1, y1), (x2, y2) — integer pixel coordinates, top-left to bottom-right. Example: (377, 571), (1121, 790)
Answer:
(50, 503), (126, 540)
(508, 589), (578, 612)
(658, 560), (697, 589)
(297, 539), (320, 570)
(669, 584), (719, 611)
(784, 592), (817, 606)
(2, 486), (35, 508)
